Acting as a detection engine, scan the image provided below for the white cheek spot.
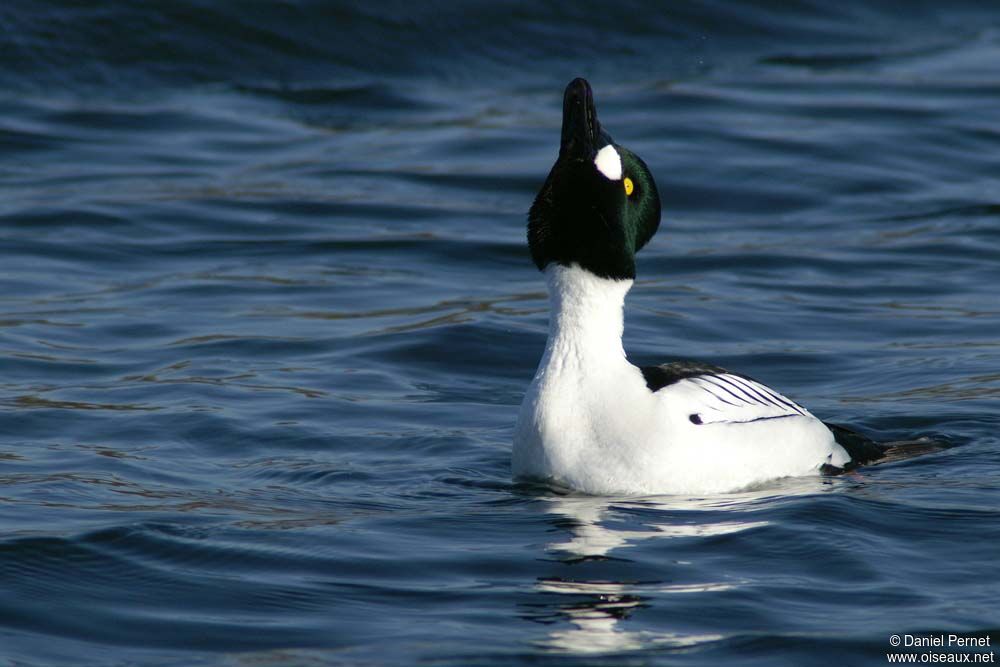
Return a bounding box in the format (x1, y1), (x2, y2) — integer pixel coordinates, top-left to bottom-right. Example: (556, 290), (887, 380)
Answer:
(594, 145), (622, 180)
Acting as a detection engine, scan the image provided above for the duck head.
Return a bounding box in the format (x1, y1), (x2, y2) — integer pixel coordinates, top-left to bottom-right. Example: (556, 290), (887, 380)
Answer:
(528, 78), (661, 281)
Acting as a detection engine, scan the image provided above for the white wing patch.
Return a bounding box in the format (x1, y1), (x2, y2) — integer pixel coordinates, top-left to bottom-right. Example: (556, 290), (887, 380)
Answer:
(673, 373), (812, 426)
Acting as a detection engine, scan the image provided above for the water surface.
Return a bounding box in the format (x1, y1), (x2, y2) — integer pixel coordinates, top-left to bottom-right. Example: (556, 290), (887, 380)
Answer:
(1, 2), (999, 665)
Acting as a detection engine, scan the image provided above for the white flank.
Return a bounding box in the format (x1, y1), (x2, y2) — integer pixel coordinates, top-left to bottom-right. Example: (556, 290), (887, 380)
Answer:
(594, 145), (622, 180)
(512, 263), (849, 495)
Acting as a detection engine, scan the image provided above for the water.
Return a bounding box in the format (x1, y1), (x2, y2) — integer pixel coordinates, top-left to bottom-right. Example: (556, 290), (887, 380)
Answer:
(1, 2), (999, 665)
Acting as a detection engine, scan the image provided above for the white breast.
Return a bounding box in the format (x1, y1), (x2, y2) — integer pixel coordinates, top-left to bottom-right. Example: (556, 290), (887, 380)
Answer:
(513, 264), (849, 495)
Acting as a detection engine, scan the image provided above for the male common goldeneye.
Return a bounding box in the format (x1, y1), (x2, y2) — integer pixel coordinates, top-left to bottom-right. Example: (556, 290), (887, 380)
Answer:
(513, 78), (913, 495)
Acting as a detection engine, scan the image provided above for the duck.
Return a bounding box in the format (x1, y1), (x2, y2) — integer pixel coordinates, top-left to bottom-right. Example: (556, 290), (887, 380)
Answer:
(512, 78), (925, 496)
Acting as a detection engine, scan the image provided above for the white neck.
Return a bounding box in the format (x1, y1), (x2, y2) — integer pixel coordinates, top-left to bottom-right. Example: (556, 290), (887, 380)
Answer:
(542, 264), (632, 370)
(514, 264), (646, 489)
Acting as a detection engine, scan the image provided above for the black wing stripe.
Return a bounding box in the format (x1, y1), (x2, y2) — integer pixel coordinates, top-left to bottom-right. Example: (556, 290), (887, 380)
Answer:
(722, 375), (784, 409)
(732, 413), (798, 425)
(691, 413), (799, 426)
(643, 362), (811, 420)
(693, 379), (742, 407)
(698, 376), (759, 407)
(724, 374), (803, 414)
(736, 377), (806, 415)
(713, 375), (772, 407)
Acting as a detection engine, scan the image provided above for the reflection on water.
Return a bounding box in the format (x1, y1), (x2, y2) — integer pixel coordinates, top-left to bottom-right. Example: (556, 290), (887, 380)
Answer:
(528, 481), (833, 655)
(534, 577), (727, 655)
(545, 497), (770, 559)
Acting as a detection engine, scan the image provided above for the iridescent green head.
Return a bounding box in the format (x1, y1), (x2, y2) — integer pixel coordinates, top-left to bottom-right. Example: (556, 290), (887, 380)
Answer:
(528, 78), (661, 280)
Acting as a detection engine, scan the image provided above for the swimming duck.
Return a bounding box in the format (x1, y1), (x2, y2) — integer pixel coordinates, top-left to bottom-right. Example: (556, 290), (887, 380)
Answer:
(513, 78), (897, 495)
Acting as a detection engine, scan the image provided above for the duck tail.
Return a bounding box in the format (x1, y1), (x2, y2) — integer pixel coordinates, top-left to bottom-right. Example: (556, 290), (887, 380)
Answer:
(821, 422), (947, 473)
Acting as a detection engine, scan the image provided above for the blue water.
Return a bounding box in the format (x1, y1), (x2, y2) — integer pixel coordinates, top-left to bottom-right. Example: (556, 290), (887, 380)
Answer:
(2, 2), (999, 665)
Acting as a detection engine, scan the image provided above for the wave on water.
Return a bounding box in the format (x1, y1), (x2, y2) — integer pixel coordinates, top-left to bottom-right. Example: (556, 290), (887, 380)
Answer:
(1, 1), (999, 665)
(0, 1), (993, 94)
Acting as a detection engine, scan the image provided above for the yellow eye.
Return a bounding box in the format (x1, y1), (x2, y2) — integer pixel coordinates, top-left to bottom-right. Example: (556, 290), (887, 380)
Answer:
(624, 177), (634, 196)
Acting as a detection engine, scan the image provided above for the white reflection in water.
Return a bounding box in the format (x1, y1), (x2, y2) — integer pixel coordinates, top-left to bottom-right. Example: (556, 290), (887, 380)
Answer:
(532, 479), (833, 654)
